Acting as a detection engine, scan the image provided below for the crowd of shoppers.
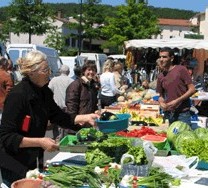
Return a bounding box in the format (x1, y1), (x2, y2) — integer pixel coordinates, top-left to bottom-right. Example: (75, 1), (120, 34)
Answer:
(0, 47), (202, 186)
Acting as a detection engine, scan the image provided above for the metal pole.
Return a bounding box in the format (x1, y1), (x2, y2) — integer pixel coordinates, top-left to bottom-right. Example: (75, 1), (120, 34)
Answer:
(78, 0), (83, 55)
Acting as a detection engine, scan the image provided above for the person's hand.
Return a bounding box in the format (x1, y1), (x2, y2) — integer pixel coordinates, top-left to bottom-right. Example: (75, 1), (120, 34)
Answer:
(75, 113), (100, 127)
(39, 137), (59, 152)
(95, 109), (106, 116)
(166, 99), (180, 111)
(160, 102), (168, 111)
(120, 85), (128, 90)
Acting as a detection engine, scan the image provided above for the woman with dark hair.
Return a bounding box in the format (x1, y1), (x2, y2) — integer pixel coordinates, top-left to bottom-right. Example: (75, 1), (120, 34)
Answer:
(65, 60), (100, 131)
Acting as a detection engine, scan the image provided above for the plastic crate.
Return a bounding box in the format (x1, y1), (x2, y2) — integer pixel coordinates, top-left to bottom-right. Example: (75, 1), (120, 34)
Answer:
(170, 150), (179, 155)
(155, 140), (171, 156)
(96, 113), (131, 133)
(59, 135), (88, 153)
(59, 135), (77, 145)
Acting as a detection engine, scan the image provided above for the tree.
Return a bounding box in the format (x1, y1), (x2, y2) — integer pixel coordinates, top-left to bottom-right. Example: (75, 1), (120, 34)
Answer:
(81, 0), (106, 51)
(44, 26), (79, 56)
(4, 0), (54, 43)
(44, 27), (65, 54)
(101, 0), (160, 53)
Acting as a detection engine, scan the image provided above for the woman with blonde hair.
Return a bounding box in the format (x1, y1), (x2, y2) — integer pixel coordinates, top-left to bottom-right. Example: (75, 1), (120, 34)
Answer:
(100, 59), (124, 108)
(113, 61), (123, 89)
(0, 50), (99, 187)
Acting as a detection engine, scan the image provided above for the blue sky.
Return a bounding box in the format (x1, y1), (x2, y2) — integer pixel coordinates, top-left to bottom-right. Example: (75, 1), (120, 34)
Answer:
(0, 0), (207, 12)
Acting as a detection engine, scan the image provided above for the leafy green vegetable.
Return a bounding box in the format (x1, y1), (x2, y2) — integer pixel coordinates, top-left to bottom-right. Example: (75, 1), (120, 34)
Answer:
(45, 164), (102, 188)
(88, 137), (131, 163)
(132, 167), (180, 188)
(85, 148), (112, 165)
(127, 146), (148, 165)
(99, 167), (121, 188)
(109, 115), (118, 120)
(176, 138), (204, 157)
(171, 178), (181, 186)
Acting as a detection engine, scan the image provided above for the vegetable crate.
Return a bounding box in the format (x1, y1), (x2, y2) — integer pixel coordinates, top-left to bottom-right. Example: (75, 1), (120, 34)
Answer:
(155, 141), (171, 156)
(59, 135), (88, 153)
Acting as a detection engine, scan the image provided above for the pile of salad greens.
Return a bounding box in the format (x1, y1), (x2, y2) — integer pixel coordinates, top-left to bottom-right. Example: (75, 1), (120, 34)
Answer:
(86, 137), (133, 164)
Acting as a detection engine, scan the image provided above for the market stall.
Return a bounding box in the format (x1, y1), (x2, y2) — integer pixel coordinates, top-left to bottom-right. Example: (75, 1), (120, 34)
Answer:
(47, 152), (208, 188)
(124, 38), (208, 76)
(124, 38), (208, 50)
(7, 81), (208, 188)
(11, 115), (208, 188)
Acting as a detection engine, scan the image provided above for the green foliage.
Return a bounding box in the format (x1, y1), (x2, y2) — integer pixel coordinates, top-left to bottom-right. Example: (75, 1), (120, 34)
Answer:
(150, 7), (197, 19)
(3, 0), (55, 43)
(81, 0), (106, 51)
(44, 27), (65, 53)
(0, 23), (9, 42)
(0, 3), (198, 23)
(0, 2), (198, 51)
(101, 1), (160, 52)
(185, 34), (204, 39)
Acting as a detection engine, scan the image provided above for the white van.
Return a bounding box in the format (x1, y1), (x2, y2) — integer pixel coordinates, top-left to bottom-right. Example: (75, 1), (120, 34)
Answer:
(7, 44), (62, 77)
(80, 53), (108, 74)
(60, 56), (84, 78)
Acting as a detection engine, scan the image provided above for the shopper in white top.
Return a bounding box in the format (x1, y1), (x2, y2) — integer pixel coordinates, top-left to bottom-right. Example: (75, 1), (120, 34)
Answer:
(48, 64), (73, 139)
(100, 59), (124, 108)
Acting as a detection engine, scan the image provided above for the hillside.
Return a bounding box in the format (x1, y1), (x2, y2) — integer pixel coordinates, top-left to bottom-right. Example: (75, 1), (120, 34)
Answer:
(0, 3), (198, 22)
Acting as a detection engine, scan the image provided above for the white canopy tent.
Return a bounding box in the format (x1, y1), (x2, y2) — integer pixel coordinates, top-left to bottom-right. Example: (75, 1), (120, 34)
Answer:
(124, 38), (208, 50)
(124, 38), (208, 76)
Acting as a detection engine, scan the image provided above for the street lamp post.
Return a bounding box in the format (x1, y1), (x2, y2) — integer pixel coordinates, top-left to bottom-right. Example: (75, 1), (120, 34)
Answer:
(78, 0), (83, 55)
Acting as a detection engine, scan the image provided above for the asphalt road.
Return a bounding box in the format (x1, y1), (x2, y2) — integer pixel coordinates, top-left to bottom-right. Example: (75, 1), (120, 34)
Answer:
(0, 129), (59, 186)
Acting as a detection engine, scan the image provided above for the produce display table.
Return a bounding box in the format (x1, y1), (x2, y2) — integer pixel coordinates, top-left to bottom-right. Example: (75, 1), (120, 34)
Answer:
(191, 91), (208, 101)
(48, 152), (208, 188)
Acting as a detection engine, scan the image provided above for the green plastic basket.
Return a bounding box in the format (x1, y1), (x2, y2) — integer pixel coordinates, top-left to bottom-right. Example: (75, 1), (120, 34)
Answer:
(59, 135), (88, 153)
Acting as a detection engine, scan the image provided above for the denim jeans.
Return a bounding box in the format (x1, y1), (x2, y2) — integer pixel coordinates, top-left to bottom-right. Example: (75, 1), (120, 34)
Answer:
(164, 110), (191, 126)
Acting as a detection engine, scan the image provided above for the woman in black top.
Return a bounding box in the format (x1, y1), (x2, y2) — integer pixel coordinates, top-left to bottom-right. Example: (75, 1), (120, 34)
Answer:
(0, 50), (99, 187)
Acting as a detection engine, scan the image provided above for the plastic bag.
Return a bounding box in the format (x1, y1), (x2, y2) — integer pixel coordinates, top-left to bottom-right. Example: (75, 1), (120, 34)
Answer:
(120, 140), (158, 177)
(152, 155), (199, 178)
(142, 141), (158, 166)
(120, 153), (149, 177)
(131, 139), (158, 166)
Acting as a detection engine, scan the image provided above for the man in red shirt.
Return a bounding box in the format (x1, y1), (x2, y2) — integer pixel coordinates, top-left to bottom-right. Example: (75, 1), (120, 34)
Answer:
(156, 47), (196, 126)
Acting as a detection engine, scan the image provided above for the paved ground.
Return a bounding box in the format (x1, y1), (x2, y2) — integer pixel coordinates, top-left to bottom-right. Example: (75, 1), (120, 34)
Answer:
(0, 130), (59, 186)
